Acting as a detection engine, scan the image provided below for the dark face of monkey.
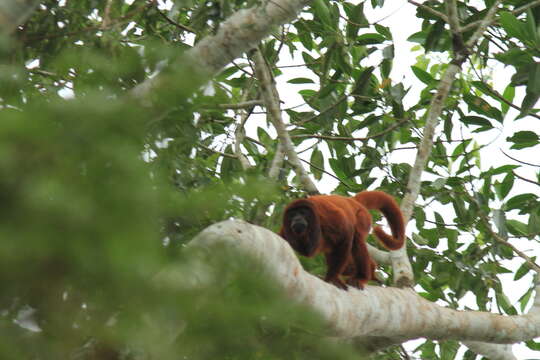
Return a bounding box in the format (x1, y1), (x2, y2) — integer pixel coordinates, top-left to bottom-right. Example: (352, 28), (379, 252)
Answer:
(290, 208), (310, 235)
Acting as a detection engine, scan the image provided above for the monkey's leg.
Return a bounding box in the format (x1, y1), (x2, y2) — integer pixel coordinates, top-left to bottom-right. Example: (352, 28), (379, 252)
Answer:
(323, 236), (353, 290)
(348, 232), (373, 290)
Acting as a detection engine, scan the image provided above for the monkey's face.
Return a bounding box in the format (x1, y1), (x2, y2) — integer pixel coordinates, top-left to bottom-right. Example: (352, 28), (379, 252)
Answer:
(289, 207), (310, 235)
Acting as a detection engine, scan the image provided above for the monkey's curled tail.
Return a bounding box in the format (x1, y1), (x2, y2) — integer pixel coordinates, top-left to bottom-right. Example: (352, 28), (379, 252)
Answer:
(354, 191), (405, 250)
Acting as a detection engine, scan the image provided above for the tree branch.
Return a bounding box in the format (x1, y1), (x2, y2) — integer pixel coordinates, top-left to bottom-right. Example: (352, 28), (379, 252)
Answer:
(408, 1), (449, 23)
(213, 100), (265, 110)
(512, 171), (540, 186)
(253, 49), (318, 194)
(396, 0), (503, 289)
(132, 0), (310, 99)
(502, 149), (540, 167)
(188, 220), (540, 352)
(461, 0), (540, 33)
(291, 118), (410, 142)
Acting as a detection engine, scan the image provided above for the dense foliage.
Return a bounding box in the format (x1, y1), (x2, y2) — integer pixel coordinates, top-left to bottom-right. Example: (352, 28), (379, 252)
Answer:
(1, 0), (539, 358)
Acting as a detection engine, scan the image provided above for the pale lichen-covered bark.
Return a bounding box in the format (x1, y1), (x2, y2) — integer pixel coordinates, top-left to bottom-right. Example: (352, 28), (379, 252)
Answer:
(190, 219), (540, 352)
(393, 0), (504, 289)
(132, 0), (310, 99)
(462, 341), (516, 360)
(253, 50), (319, 194)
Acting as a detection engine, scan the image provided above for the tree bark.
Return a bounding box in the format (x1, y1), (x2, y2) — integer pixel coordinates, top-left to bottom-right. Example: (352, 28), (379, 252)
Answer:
(189, 219), (540, 356)
(132, 0), (310, 99)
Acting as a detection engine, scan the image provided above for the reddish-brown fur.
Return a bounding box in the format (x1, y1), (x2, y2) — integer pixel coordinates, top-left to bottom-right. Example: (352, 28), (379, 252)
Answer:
(279, 191), (405, 290)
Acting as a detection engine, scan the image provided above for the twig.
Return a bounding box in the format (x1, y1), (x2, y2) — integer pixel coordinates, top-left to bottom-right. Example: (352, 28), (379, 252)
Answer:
(446, 0), (461, 34)
(466, 0), (504, 49)
(408, 0), (449, 23)
(446, 0), (466, 55)
(481, 210), (540, 274)
(197, 144), (237, 158)
(234, 91), (253, 170)
(501, 150), (540, 167)
(292, 118), (409, 142)
(231, 60), (254, 77)
(155, 7), (196, 33)
(474, 80), (540, 120)
(296, 95), (347, 126)
(460, 0), (536, 33)
(101, 0), (114, 29)
(297, 158), (351, 189)
(512, 171), (540, 186)
(268, 142), (285, 180)
(212, 100), (264, 110)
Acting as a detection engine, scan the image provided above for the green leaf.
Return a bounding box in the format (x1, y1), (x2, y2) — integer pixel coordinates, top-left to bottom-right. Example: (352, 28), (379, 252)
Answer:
(344, 2), (367, 40)
(483, 165), (519, 177)
(432, 177), (447, 190)
(519, 287), (533, 312)
(381, 58), (392, 79)
(412, 233), (428, 245)
(440, 340), (459, 360)
(501, 85), (515, 114)
(506, 219), (528, 237)
(356, 33), (386, 45)
(500, 172), (514, 199)
(460, 116), (493, 129)
(526, 9), (539, 45)
(328, 158), (347, 180)
(257, 127), (272, 147)
(463, 93), (503, 122)
(217, 66), (240, 80)
(374, 24), (392, 40)
(496, 292), (517, 315)
(505, 193), (537, 211)
(507, 131), (540, 149)
(526, 339), (540, 351)
(527, 62), (540, 94)
(288, 77), (315, 84)
(514, 262), (530, 281)
(382, 44), (394, 60)
(499, 11), (529, 43)
(296, 23), (314, 50)
(310, 148), (324, 180)
(528, 212), (540, 235)
(518, 91), (540, 118)
(351, 66), (375, 97)
(312, 0), (332, 27)
(411, 66), (435, 85)
(495, 48), (533, 67)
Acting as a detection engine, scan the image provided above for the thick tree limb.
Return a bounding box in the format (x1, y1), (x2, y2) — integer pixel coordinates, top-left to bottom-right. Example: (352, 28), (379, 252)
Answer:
(190, 220), (540, 352)
(132, 0), (309, 99)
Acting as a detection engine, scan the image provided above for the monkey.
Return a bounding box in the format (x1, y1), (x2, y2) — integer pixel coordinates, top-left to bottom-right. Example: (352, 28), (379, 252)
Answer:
(279, 191), (405, 290)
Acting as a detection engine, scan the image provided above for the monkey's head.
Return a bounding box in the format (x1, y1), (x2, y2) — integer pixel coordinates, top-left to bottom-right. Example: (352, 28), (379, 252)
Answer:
(280, 199), (322, 257)
(289, 207), (310, 235)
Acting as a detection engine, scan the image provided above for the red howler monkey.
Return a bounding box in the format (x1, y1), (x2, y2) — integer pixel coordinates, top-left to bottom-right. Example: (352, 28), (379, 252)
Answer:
(279, 191), (405, 290)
